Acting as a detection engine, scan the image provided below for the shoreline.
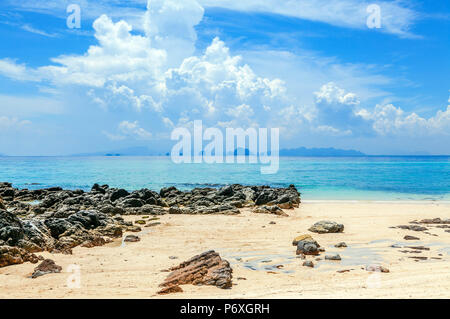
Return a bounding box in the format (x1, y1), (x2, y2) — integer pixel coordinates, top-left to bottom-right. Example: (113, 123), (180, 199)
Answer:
(303, 200), (450, 204)
(1, 183), (449, 298)
(1, 202), (449, 299)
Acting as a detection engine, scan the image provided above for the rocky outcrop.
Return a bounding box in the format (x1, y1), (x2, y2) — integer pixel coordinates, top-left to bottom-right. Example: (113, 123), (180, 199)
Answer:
(309, 221), (344, 234)
(31, 259), (62, 278)
(158, 250), (232, 294)
(0, 195), (5, 210)
(0, 182), (301, 265)
(252, 205), (288, 216)
(0, 245), (39, 268)
(0, 182), (300, 217)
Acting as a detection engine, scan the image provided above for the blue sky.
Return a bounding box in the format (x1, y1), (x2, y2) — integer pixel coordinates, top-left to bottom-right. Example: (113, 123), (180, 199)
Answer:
(0, 0), (449, 155)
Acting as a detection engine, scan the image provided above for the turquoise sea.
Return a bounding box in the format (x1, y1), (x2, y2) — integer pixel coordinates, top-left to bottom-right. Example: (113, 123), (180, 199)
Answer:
(0, 156), (449, 201)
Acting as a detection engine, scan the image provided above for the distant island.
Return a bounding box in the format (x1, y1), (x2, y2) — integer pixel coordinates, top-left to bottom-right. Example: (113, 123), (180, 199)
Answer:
(279, 147), (365, 157)
(71, 146), (366, 157)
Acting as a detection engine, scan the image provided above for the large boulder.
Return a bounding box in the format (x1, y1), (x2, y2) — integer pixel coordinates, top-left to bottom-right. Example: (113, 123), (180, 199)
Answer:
(158, 250), (232, 294)
(110, 189), (130, 202)
(296, 237), (320, 256)
(0, 210), (24, 245)
(308, 221), (344, 234)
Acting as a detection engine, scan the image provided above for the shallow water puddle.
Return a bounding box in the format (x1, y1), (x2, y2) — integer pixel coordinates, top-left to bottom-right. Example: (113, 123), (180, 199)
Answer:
(314, 244), (385, 271)
(219, 250), (296, 274)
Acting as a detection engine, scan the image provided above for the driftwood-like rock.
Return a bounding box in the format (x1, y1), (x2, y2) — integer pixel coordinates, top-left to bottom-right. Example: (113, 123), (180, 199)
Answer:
(31, 259), (62, 278)
(158, 250), (232, 294)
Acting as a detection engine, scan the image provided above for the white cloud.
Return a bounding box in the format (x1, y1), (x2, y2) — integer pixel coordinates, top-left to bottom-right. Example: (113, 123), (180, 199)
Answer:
(0, 0), (447, 142)
(362, 102), (450, 136)
(21, 24), (58, 37)
(0, 116), (31, 130)
(103, 120), (152, 141)
(6, 0), (420, 37)
(199, 0), (419, 37)
(0, 59), (41, 81)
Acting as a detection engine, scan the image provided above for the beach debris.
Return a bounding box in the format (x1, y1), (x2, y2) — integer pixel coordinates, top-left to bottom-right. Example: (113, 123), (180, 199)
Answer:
(31, 259), (62, 278)
(309, 221), (344, 234)
(269, 221), (276, 225)
(325, 254), (341, 261)
(0, 245), (39, 268)
(302, 261), (314, 268)
(334, 242), (347, 248)
(365, 264), (389, 273)
(126, 226), (142, 232)
(145, 222), (161, 228)
(252, 205), (288, 217)
(399, 250), (422, 254)
(124, 235), (140, 242)
(418, 218), (450, 224)
(409, 256), (428, 261)
(296, 237), (320, 256)
(158, 250), (232, 295)
(405, 246), (429, 251)
(404, 235), (420, 240)
(395, 225), (428, 232)
(169, 256), (178, 260)
(135, 220), (146, 225)
(337, 269), (353, 273)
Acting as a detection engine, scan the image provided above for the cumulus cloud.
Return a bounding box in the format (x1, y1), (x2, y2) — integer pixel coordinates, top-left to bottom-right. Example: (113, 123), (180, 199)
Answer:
(360, 102), (450, 136)
(0, 0), (447, 143)
(104, 120), (152, 141)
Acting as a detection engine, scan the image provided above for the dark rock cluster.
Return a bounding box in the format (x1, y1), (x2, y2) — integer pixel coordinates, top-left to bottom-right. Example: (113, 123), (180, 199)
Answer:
(0, 182), (301, 268)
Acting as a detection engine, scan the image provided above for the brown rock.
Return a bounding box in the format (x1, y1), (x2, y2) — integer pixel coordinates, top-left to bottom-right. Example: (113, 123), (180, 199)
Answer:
(292, 234), (313, 246)
(31, 259), (62, 278)
(252, 205), (288, 217)
(158, 250), (232, 294)
(124, 235), (140, 242)
(0, 245), (39, 268)
(396, 225), (428, 232)
(418, 218), (450, 224)
(365, 264), (390, 273)
(157, 285), (183, 295)
(403, 235), (420, 240)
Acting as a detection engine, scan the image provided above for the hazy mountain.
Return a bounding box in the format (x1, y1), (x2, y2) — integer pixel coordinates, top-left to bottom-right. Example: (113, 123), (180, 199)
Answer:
(279, 147), (365, 157)
(72, 146), (365, 157)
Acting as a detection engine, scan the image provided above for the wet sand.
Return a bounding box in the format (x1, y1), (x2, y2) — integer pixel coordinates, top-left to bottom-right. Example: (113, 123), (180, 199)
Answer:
(0, 201), (449, 299)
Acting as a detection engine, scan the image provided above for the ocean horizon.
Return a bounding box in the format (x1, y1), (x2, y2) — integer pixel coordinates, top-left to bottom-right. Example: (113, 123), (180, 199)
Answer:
(1, 156), (449, 201)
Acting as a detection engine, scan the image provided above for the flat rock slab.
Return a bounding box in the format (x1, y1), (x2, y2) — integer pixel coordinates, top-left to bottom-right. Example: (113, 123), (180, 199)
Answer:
(158, 250), (232, 295)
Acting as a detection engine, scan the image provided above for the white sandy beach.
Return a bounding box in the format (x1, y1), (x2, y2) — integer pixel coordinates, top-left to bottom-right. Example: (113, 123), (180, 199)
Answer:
(0, 201), (449, 299)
